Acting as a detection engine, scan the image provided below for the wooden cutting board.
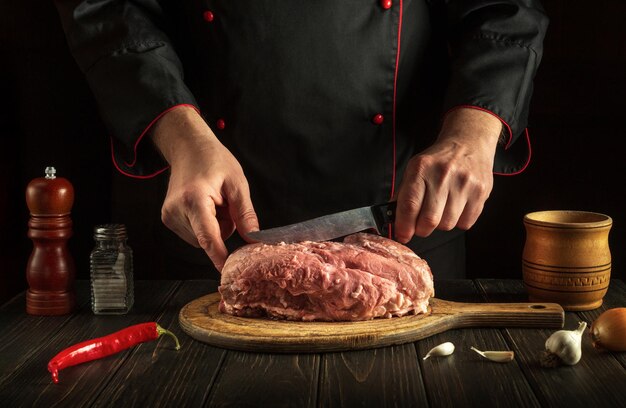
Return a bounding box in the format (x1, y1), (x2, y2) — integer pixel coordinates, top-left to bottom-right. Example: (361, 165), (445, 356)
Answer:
(178, 293), (564, 353)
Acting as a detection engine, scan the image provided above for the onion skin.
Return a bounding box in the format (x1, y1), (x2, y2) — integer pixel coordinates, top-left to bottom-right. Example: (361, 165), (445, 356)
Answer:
(590, 308), (626, 352)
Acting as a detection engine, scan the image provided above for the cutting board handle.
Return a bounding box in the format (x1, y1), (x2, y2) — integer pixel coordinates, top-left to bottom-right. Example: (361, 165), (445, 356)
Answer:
(431, 298), (564, 329)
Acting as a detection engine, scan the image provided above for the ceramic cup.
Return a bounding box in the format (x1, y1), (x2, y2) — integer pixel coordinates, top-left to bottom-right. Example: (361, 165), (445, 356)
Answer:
(522, 210), (612, 311)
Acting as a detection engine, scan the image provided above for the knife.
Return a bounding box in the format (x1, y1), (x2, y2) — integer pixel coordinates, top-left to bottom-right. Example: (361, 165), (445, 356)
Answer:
(247, 201), (397, 244)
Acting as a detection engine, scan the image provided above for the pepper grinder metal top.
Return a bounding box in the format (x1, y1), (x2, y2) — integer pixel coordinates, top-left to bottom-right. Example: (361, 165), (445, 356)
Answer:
(44, 166), (56, 179)
(25, 166), (76, 315)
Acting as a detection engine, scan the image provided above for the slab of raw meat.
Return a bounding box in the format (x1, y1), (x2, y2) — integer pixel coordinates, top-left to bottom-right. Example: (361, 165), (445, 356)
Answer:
(218, 233), (434, 321)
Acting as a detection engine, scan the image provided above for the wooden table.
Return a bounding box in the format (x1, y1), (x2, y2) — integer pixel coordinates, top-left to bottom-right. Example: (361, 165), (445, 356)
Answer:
(1, 279), (625, 407)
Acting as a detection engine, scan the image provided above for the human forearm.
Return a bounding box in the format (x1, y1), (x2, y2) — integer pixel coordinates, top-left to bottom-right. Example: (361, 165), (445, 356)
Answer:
(151, 105), (221, 165)
(438, 107), (502, 152)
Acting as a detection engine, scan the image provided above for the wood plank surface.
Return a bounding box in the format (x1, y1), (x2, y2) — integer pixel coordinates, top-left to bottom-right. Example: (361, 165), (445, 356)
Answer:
(205, 352), (320, 407)
(0, 280), (179, 408)
(318, 344), (427, 408)
(92, 280), (225, 408)
(1, 279), (625, 408)
(0, 280), (90, 388)
(477, 279), (626, 408)
(418, 280), (541, 408)
(179, 293), (563, 353)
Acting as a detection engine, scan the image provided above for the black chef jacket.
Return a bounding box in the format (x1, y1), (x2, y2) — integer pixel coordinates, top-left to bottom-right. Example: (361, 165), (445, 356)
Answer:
(55, 0), (548, 278)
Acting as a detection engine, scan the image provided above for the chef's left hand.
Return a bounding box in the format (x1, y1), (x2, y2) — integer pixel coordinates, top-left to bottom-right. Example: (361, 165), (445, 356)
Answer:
(394, 107), (502, 243)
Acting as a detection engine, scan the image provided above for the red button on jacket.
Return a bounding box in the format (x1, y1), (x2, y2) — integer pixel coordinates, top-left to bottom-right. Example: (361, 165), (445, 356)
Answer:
(380, 0), (392, 10)
(216, 118), (226, 130)
(203, 11), (214, 22)
(372, 114), (384, 125)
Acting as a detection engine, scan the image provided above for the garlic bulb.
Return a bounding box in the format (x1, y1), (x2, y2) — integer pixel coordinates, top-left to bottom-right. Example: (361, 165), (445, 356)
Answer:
(423, 342), (455, 360)
(540, 321), (587, 368)
(470, 346), (514, 363)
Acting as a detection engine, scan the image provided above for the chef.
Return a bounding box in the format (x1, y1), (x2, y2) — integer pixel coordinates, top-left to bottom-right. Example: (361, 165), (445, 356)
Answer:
(54, 0), (548, 278)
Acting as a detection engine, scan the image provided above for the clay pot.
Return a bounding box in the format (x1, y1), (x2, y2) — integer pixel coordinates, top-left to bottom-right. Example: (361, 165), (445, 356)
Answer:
(522, 210), (612, 311)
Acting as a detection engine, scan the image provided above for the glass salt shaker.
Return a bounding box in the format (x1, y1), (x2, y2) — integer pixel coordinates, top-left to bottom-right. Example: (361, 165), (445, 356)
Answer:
(90, 224), (134, 314)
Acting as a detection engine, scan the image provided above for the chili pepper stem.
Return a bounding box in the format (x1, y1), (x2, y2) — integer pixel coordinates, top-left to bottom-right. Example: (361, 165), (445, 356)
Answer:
(50, 366), (59, 384)
(156, 324), (181, 350)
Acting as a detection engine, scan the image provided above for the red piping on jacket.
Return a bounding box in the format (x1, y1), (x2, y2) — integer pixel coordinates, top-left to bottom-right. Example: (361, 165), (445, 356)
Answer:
(391, 0), (402, 200)
(494, 128), (531, 176)
(389, 0), (403, 239)
(111, 103), (200, 179)
(443, 104), (532, 176)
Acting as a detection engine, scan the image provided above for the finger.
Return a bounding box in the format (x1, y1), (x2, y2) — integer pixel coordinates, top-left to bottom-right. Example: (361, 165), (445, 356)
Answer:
(456, 199), (485, 231)
(438, 191), (467, 231)
(453, 174), (491, 230)
(227, 184), (260, 242)
(414, 180), (448, 237)
(188, 201), (229, 271)
(394, 173), (426, 244)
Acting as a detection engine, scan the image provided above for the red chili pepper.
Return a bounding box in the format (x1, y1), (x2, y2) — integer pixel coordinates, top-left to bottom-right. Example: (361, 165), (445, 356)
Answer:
(47, 322), (180, 384)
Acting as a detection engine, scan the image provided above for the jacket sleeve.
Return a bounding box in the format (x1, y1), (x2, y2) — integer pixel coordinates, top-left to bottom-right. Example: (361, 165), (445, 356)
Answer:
(54, 0), (198, 177)
(438, 0), (549, 174)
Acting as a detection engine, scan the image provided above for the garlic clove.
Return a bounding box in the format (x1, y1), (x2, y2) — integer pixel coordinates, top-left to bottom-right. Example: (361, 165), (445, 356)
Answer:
(470, 346), (514, 363)
(423, 342), (455, 360)
(540, 321), (587, 368)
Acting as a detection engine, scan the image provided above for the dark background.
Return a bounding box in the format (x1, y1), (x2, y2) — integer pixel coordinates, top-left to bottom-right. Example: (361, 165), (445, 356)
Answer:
(1, 0), (624, 303)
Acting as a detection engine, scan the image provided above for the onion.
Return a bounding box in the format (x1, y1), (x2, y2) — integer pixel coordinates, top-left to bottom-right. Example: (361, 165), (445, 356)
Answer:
(590, 307), (626, 351)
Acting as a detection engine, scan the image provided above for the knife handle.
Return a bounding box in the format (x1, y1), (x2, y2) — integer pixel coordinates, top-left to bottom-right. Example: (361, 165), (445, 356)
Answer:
(372, 201), (397, 231)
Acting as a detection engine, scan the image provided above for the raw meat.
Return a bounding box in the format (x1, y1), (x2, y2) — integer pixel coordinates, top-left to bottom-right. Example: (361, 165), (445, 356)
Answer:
(218, 232), (434, 321)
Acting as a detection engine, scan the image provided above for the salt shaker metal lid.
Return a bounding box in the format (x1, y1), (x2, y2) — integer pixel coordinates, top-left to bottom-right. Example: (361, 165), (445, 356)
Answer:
(94, 224), (128, 240)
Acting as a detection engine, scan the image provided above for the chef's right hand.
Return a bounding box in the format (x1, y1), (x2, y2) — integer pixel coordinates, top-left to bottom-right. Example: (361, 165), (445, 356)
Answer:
(151, 106), (259, 271)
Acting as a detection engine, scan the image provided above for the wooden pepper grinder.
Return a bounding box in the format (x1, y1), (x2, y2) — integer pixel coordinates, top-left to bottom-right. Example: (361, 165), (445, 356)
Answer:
(25, 166), (76, 315)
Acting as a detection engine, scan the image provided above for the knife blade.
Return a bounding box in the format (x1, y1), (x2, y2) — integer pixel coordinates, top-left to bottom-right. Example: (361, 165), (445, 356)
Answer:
(247, 201), (396, 244)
